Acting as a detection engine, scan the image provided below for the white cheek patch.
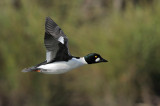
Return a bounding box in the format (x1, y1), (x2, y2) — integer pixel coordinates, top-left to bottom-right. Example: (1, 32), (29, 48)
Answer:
(58, 36), (64, 44)
(95, 58), (100, 62)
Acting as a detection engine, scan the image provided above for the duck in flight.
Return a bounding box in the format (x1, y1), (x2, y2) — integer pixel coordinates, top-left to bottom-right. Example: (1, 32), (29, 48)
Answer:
(22, 17), (108, 74)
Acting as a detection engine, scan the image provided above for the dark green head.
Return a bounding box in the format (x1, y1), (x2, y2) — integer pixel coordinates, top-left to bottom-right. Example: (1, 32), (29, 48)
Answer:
(84, 53), (108, 64)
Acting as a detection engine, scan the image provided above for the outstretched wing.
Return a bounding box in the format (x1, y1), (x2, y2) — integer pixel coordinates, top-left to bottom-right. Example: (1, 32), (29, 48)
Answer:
(44, 17), (72, 63)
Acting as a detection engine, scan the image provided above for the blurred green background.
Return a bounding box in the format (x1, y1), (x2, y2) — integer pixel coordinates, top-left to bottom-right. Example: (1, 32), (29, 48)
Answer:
(0, 0), (160, 106)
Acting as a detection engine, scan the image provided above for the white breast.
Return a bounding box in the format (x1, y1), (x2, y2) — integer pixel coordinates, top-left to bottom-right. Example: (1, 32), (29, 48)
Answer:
(38, 57), (87, 74)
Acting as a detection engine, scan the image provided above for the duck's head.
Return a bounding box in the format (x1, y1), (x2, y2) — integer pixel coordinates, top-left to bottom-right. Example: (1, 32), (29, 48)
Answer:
(84, 53), (108, 64)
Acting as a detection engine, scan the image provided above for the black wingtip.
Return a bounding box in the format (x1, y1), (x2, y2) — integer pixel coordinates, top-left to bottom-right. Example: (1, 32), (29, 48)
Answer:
(46, 16), (51, 21)
(46, 17), (52, 23)
(45, 16), (57, 26)
(46, 17), (56, 23)
(45, 16), (58, 33)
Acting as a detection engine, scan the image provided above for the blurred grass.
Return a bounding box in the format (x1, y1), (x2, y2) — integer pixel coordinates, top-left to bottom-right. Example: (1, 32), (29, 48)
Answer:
(0, 0), (160, 106)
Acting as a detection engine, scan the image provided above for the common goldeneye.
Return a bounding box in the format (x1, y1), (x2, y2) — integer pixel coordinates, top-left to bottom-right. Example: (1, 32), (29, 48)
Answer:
(22, 17), (108, 74)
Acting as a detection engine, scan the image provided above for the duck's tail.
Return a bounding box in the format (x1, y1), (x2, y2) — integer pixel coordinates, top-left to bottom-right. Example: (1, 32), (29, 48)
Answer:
(22, 66), (39, 72)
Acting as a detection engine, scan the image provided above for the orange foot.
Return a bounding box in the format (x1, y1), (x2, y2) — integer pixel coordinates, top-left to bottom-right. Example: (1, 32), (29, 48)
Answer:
(35, 70), (41, 72)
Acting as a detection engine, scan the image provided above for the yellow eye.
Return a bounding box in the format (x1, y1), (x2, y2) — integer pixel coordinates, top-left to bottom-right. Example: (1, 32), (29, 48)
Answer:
(95, 56), (97, 58)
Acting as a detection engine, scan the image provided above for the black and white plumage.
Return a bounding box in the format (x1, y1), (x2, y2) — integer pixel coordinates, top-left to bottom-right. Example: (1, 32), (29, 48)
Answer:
(45, 17), (72, 63)
(22, 17), (108, 74)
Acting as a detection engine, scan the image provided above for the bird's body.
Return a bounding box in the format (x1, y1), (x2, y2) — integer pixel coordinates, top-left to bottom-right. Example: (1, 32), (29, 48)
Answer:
(37, 57), (87, 74)
(22, 17), (108, 74)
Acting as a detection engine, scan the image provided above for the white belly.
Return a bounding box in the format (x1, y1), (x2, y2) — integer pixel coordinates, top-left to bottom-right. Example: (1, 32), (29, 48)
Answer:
(38, 58), (87, 74)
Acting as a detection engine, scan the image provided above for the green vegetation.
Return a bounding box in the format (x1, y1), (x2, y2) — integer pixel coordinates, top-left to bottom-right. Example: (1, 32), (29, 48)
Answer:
(0, 0), (160, 106)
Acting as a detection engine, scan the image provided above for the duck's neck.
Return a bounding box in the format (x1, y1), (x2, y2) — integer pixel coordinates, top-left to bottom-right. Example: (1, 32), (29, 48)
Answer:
(74, 57), (88, 65)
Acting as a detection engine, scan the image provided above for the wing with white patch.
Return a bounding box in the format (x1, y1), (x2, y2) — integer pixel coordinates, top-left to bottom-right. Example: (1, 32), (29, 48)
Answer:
(44, 17), (72, 63)
(58, 36), (64, 44)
